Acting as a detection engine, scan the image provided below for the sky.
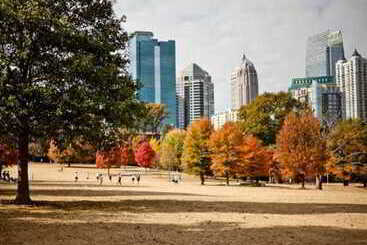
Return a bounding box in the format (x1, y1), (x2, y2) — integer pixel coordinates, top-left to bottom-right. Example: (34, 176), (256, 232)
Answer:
(114, 0), (367, 113)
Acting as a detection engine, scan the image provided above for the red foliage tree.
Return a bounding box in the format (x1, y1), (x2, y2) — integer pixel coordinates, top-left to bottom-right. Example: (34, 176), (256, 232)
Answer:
(135, 142), (155, 168)
(96, 146), (129, 174)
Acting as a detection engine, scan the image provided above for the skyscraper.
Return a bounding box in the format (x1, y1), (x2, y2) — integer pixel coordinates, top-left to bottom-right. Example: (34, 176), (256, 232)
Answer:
(177, 63), (214, 128)
(336, 49), (367, 120)
(305, 30), (345, 77)
(230, 53), (258, 110)
(129, 31), (177, 127)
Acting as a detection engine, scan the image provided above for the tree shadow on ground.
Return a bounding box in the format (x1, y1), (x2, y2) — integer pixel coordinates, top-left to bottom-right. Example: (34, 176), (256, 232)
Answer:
(1, 198), (366, 215)
(0, 216), (365, 245)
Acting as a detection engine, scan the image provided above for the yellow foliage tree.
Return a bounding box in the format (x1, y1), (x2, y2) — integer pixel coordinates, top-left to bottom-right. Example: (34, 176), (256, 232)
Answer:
(181, 118), (214, 185)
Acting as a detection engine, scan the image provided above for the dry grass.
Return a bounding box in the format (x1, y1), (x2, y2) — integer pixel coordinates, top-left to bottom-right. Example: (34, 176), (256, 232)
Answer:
(1, 163), (367, 245)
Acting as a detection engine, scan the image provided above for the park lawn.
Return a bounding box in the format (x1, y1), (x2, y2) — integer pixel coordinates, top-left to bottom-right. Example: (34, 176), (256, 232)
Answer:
(0, 163), (367, 245)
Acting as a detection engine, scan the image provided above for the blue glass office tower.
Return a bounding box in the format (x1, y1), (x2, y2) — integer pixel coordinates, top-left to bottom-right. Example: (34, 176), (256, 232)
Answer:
(129, 31), (177, 127)
(306, 30), (345, 77)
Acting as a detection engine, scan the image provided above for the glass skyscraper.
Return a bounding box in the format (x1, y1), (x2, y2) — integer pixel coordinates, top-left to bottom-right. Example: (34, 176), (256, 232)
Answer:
(306, 30), (345, 77)
(129, 31), (177, 127)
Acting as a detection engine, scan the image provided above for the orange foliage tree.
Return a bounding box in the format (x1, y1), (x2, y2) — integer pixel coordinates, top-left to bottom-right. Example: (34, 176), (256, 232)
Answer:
(237, 135), (273, 182)
(96, 146), (129, 175)
(135, 142), (155, 168)
(209, 122), (243, 185)
(181, 118), (214, 185)
(276, 111), (329, 189)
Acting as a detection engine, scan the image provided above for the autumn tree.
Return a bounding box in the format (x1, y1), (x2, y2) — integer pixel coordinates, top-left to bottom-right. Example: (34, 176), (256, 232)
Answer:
(327, 119), (367, 186)
(96, 146), (129, 175)
(149, 138), (161, 167)
(48, 140), (95, 166)
(209, 122), (243, 185)
(276, 111), (329, 189)
(0, 0), (145, 203)
(237, 135), (273, 182)
(135, 142), (155, 168)
(181, 118), (214, 185)
(238, 92), (305, 145)
(160, 129), (186, 171)
(0, 144), (18, 177)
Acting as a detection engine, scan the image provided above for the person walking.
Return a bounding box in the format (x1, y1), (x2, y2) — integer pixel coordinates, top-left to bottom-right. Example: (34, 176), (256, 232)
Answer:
(117, 173), (122, 185)
(74, 172), (79, 182)
(136, 174), (141, 184)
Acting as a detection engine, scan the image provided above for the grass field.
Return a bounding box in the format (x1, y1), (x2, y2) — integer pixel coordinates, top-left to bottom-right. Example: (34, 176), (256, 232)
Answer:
(1, 163), (367, 245)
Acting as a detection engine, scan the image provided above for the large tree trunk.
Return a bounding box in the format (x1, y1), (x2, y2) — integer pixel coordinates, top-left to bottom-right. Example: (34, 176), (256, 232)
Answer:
(343, 179), (349, 186)
(15, 134), (32, 204)
(363, 181), (367, 188)
(301, 175), (305, 189)
(200, 172), (205, 185)
(316, 175), (322, 190)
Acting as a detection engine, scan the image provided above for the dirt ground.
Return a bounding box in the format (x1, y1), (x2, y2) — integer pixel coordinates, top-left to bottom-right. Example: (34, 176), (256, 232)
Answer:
(1, 163), (367, 245)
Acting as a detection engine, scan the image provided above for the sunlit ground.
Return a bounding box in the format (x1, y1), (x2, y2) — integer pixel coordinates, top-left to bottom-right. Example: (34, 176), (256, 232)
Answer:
(1, 163), (367, 245)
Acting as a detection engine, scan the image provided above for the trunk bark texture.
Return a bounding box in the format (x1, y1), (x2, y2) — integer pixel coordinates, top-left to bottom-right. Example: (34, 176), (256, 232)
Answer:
(15, 134), (31, 204)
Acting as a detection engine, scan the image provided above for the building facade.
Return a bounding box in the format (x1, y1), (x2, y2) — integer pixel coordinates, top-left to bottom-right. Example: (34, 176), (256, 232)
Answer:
(211, 110), (239, 130)
(129, 31), (177, 127)
(305, 30), (345, 77)
(231, 54), (258, 110)
(177, 63), (214, 128)
(336, 49), (367, 120)
(289, 76), (342, 121)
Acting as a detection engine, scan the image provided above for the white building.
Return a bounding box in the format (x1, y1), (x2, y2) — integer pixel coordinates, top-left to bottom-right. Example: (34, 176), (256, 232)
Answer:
(211, 110), (239, 130)
(336, 49), (367, 120)
(177, 63), (214, 128)
(231, 53), (258, 110)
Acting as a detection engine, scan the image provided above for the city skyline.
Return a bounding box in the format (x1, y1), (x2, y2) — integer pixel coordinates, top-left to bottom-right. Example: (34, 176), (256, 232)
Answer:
(115, 0), (367, 113)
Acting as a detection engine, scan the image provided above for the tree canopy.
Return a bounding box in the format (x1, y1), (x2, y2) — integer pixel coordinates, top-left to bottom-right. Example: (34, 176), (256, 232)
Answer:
(181, 118), (214, 185)
(0, 0), (145, 203)
(238, 92), (305, 145)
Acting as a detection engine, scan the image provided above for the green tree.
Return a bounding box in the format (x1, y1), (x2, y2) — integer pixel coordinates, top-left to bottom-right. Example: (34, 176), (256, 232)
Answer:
(160, 129), (186, 171)
(143, 103), (168, 133)
(181, 118), (213, 185)
(238, 92), (305, 145)
(0, 0), (144, 204)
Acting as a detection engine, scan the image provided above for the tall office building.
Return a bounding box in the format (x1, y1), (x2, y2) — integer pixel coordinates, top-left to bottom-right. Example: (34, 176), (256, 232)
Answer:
(177, 63), (214, 128)
(336, 49), (367, 120)
(305, 30), (345, 77)
(129, 31), (177, 127)
(230, 53), (258, 110)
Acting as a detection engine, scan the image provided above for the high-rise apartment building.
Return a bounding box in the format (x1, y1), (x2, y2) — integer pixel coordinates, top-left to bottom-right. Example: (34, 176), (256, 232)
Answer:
(230, 54), (258, 110)
(177, 63), (214, 128)
(336, 49), (367, 120)
(128, 31), (177, 127)
(289, 76), (342, 121)
(211, 110), (239, 130)
(305, 30), (345, 77)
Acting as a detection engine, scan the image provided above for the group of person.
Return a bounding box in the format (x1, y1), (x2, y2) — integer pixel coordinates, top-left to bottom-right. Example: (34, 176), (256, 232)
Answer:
(71, 171), (142, 185)
(1, 170), (16, 183)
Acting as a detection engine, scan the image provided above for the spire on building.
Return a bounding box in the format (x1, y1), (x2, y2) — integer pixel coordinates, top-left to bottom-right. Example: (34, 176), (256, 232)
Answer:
(352, 49), (361, 57)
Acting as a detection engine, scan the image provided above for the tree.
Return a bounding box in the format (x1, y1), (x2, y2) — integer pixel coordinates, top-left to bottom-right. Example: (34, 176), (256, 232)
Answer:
(327, 119), (367, 186)
(160, 129), (186, 171)
(96, 146), (129, 175)
(48, 140), (95, 166)
(0, 0), (145, 204)
(238, 92), (305, 145)
(276, 111), (329, 189)
(237, 135), (272, 182)
(149, 138), (160, 167)
(209, 122), (243, 185)
(142, 103), (168, 133)
(0, 144), (18, 176)
(135, 142), (155, 168)
(181, 118), (214, 185)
